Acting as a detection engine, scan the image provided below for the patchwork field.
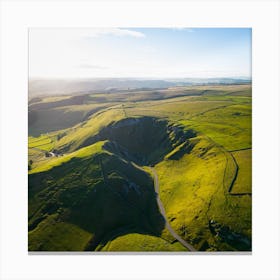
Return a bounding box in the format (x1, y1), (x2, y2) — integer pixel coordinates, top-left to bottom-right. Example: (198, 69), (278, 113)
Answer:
(28, 84), (252, 252)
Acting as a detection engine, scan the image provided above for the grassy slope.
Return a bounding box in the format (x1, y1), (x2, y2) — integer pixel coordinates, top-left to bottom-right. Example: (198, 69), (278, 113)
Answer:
(28, 135), (55, 151)
(182, 103), (251, 151)
(29, 97), (116, 136)
(55, 107), (125, 152)
(153, 139), (251, 251)
(29, 141), (106, 174)
(28, 140), (167, 251)
(155, 135), (227, 250)
(29, 214), (93, 251)
(126, 100), (231, 120)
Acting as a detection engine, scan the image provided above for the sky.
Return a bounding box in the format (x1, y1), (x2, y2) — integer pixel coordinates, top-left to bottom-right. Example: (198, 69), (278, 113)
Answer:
(29, 28), (251, 79)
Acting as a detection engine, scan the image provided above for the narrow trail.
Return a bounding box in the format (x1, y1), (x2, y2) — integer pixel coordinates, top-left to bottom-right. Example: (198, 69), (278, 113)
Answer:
(148, 167), (197, 252)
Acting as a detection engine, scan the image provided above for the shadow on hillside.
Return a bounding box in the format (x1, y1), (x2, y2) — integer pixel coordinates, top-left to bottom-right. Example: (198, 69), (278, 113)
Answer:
(28, 153), (166, 251)
(67, 155), (166, 251)
(94, 117), (197, 165)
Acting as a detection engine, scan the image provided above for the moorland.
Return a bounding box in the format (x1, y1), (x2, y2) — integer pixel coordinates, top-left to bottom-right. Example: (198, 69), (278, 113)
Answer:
(28, 82), (252, 252)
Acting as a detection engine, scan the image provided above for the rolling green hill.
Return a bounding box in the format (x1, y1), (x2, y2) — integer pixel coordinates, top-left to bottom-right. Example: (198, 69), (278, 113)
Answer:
(29, 142), (166, 251)
(28, 84), (252, 251)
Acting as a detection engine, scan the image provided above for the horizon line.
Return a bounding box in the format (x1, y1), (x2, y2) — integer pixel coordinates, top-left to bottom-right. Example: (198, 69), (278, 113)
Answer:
(29, 76), (252, 80)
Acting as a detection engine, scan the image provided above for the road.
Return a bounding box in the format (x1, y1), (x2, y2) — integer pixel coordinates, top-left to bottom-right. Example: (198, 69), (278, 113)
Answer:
(148, 167), (197, 252)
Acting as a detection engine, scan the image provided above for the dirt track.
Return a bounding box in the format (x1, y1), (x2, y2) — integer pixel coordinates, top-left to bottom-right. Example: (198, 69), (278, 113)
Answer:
(148, 167), (196, 252)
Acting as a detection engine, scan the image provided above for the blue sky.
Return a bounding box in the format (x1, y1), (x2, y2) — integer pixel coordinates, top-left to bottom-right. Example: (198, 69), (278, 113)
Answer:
(29, 28), (251, 78)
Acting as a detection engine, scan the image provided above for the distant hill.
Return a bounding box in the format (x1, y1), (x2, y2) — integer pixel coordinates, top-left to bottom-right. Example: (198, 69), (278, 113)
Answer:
(28, 77), (251, 97)
(166, 77), (252, 85)
(28, 79), (174, 97)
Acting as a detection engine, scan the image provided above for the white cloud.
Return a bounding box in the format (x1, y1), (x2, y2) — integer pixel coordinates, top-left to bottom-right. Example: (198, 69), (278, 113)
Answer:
(52, 28), (146, 39)
(92, 28), (145, 38)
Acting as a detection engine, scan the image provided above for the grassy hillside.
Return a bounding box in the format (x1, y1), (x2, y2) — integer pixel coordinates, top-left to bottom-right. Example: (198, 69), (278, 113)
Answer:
(28, 84), (252, 251)
(29, 140), (168, 251)
(99, 233), (187, 252)
(28, 93), (118, 136)
(154, 134), (251, 251)
(54, 107), (125, 152)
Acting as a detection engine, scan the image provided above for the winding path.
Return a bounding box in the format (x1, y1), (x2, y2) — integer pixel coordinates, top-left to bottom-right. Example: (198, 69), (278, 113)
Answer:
(148, 167), (197, 252)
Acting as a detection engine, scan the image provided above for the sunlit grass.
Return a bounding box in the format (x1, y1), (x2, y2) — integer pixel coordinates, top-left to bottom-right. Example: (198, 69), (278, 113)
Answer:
(231, 149), (252, 194)
(100, 233), (187, 251)
(29, 214), (93, 251)
(29, 141), (107, 174)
